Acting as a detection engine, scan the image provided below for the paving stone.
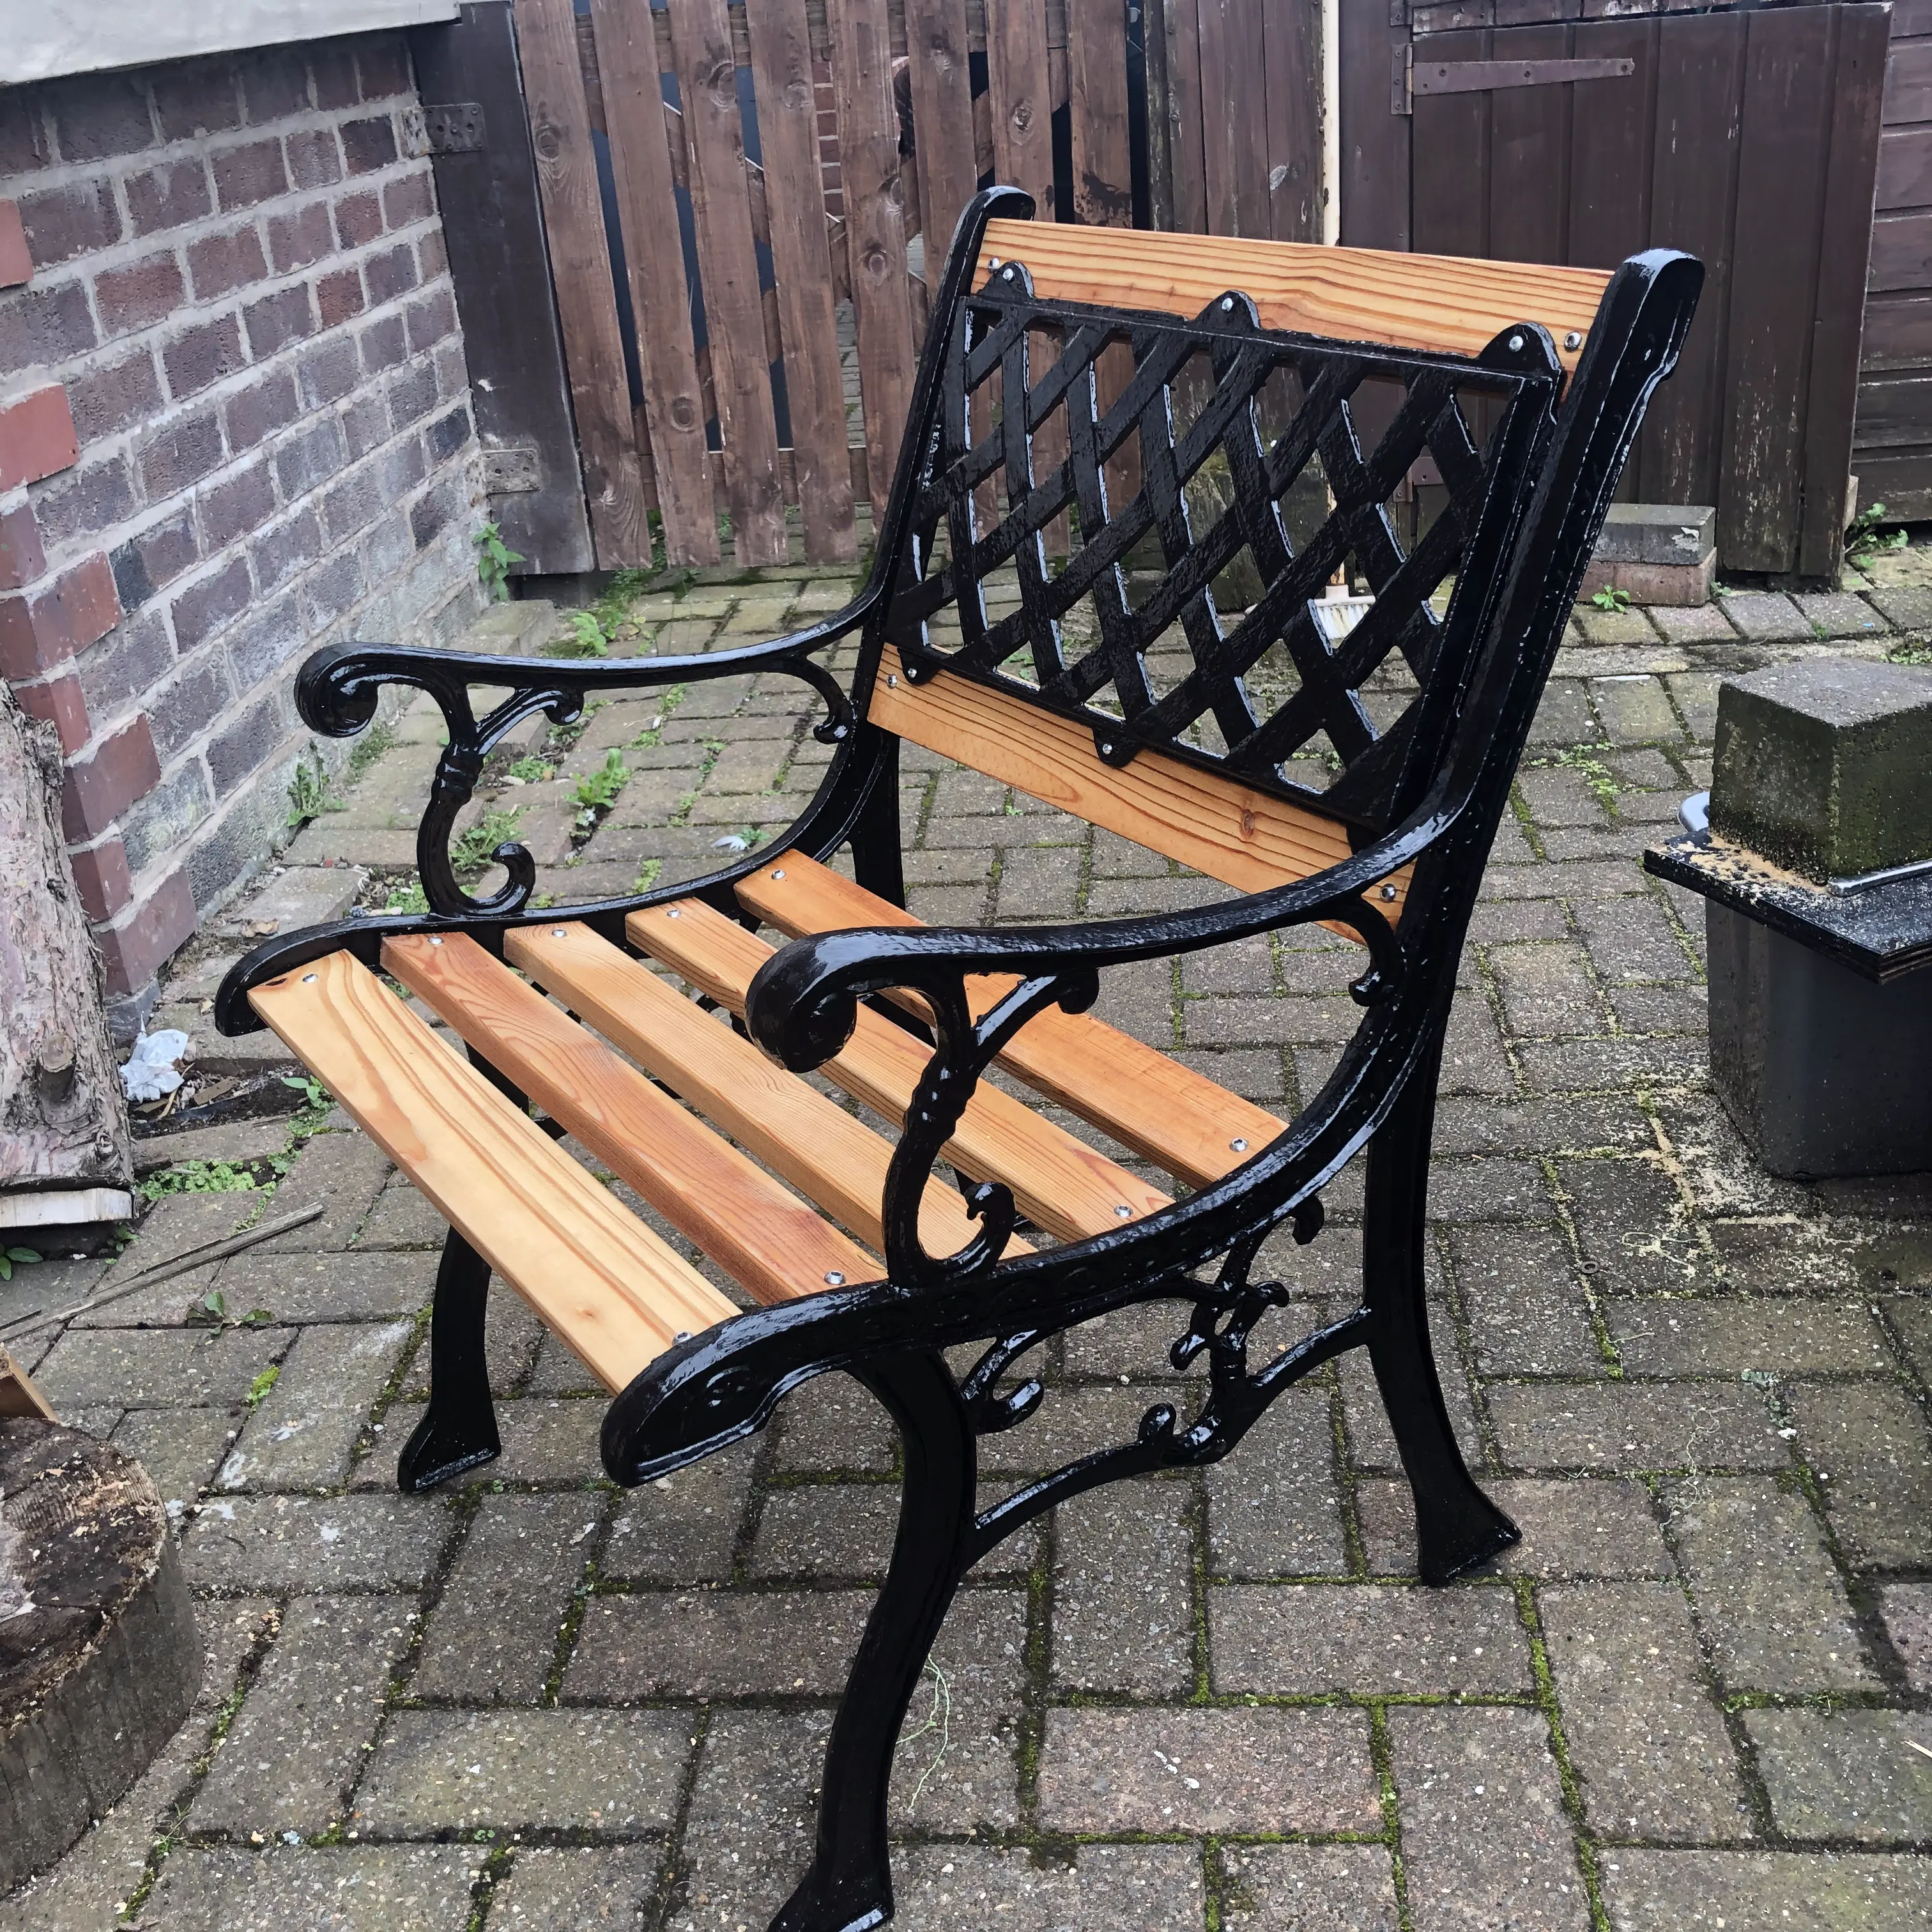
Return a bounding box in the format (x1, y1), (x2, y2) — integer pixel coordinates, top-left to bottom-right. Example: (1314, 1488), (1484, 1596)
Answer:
(1864, 583), (1932, 631)
(1390, 1705), (1591, 1931)
(771, 1370), (899, 1474)
(1720, 591), (1809, 641)
(1428, 1154), (1553, 1221)
(1603, 1848), (1932, 1931)
(1664, 1476), (1876, 1690)
(1438, 987), (1517, 1096)
(1785, 1378), (1932, 1567)
(893, 1843), (1206, 1931)
(569, 1586), (870, 1699)
(1220, 1844), (1399, 1931)
(355, 1708), (690, 1833)
(1451, 1223), (1605, 1376)
(1517, 1033), (1705, 1092)
(211, 1247), (437, 1322)
(413, 1492), (602, 1703)
(1793, 590), (1889, 638)
(602, 1443), (755, 1584)
(1519, 767), (1613, 829)
(34, 1325), (285, 1412)
(110, 1403), (237, 1511)
(257, 1130), (394, 1250)
(1054, 1477), (1195, 1694)
(353, 1176), (450, 1250)
(1538, 1581), (1752, 1841)
(1062, 1295), (1219, 1378)
(1648, 603), (1738, 645)
(217, 1320), (412, 1490)
(1555, 1156), (1705, 1296)
(1745, 1708), (1932, 1844)
(1490, 1379), (1784, 1472)
(1491, 941), (1607, 1038)
(1882, 1583), (1932, 1690)
(192, 1594), (413, 1836)
(1610, 1296), (1890, 1377)
(1205, 1387), (1349, 1577)
(1575, 607), (1659, 647)
(1038, 1706), (1380, 1834)
(1211, 1581), (1529, 1694)
(1340, 1310), (1484, 1475)
(487, 1395), (606, 1482)
(138, 1846), (480, 1931)
(1357, 1475), (1673, 1578)
(485, 1846), (660, 1928)
(1591, 674), (1682, 742)
(183, 1491), (456, 1591)
(1529, 679), (1597, 745)
(976, 1382), (1177, 1476)
(103, 1193), (257, 1284)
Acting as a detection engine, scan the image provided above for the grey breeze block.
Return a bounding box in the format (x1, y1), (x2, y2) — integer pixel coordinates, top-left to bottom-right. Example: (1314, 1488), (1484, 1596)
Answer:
(1710, 657), (1932, 882)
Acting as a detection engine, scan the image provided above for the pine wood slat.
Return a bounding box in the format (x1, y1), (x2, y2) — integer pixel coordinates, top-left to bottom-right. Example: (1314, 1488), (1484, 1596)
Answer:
(669, 0), (789, 566)
(868, 646), (1413, 919)
(0, 1347), (56, 1421)
(744, 0), (859, 563)
(587, 0), (721, 565)
(625, 900), (1172, 1243)
(976, 218), (1611, 372)
(383, 932), (870, 1304)
(249, 951), (731, 1392)
(737, 855), (1289, 1188)
(510, 0), (652, 567)
(506, 922), (1023, 1261)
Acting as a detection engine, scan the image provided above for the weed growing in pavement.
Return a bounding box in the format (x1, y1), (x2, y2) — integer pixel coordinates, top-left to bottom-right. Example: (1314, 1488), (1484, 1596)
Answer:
(450, 805), (525, 876)
(475, 522), (523, 602)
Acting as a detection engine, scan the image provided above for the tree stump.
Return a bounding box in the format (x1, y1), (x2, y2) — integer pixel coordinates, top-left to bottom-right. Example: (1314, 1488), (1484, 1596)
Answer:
(1, 1421), (200, 1892)
(0, 682), (132, 1198)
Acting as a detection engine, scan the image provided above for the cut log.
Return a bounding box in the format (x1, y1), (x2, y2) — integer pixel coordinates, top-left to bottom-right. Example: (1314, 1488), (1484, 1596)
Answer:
(0, 684), (131, 1195)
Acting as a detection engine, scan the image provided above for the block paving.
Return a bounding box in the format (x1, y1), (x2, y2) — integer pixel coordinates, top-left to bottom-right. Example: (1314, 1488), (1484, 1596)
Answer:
(4, 555), (1932, 1930)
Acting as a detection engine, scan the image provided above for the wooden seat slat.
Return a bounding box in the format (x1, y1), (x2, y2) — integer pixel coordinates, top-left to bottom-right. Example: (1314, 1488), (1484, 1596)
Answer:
(505, 921), (1027, 1261)
(383, 932), (875, 1305)
(249, 951), (733, 1391)
(976, 218), (1613, 372)
(626, 900), (1174, 1242)
(736, 855), (1289, 1190)
(868, 647), (1413, 923)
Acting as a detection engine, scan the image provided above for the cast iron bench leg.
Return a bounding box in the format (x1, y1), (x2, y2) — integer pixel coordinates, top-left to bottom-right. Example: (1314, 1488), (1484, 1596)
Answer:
(772, 1349), (976, 1932)
(1362, 1043), (1519, 1584)
(397, 1226), (501, 1492)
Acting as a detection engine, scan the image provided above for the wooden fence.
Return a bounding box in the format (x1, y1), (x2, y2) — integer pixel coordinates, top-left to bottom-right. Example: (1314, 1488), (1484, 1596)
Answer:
(507, 0), (1140, 571)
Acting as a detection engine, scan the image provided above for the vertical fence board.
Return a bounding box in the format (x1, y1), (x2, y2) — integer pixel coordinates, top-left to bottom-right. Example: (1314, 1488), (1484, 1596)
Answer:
(904, 0), (980, 261)
(1802, 3), (1890, 576)
(1264, 0), (1321, 243)
(670, 0), (790, 565)
(1068, 0), (1136, 228)
(746, 0), (860, 561)
(1485, 24), (1570, 268)
(511, 0), (651, 567)
(1198, 0), (1268, 234)
(1411, 29), (1489, 261)
(1165, 0), (1209, 236)
(587, 0), (719, 565)
(830, 0), (921, 503)
(1642, 9), (1745, 515)
(1721, 4), (1836, 573)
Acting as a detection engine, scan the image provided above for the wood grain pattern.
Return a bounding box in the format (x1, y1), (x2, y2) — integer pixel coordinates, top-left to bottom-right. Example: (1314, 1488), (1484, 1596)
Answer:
(904, 0), (979, 263)
(1164, 0), (1209, 238)
(744, 0), (859, 563)
(626, 900), (1174, 1243)
(737, 855), (1289, 1188)
(829, 0), (919, 508)
(669, 0), (788, 567)
(0, 1349), (56, 1422)
(1262, 0), (1321, 243)
(976, 218), (1611, 371)
(1198, 0), (1266, 237)
(510, 0), (652, 567)
(383, 932), (871, 1305)
(249, 951), (732, 1392)
(506, 921), (1020, 1262)
(868, 646), (1412, 919)
(587, 0), (721, 565)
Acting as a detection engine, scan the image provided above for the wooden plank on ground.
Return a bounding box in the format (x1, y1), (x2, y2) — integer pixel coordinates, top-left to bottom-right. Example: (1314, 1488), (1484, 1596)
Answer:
(0, 1347), (56, 1421)
(1801, 2), (1891, 578)
(588, 0), (720, 565)
(506, 921), (1024, 1262)
(744, 0), (859, 564)
(829, 0), (921, 514)
(975, 219), (1611, 371)
(510, 0), (652, 567)
(904, 0), (980, 262)
(868, 645), (1413, 916)
(383, 932), (870, 1305)
(1263, 0), (1321, 242)
(250, 951), (732, 1391)
(627, 900), (1174, 1243)
(669, 0), (790, 566)
(737, 855), (1289, 1188)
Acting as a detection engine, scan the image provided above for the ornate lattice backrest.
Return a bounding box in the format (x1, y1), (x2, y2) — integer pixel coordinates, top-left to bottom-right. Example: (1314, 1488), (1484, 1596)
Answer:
(879, 261), (1567, 836)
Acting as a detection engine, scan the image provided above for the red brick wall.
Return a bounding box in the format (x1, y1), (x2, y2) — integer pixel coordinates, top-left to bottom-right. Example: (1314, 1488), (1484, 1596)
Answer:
(0, 34), (482, 1031)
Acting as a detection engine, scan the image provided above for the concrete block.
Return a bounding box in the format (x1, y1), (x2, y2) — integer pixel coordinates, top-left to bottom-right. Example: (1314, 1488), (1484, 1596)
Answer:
(1710, 657), (1932, 879)
(1593, 502), (1716, 565)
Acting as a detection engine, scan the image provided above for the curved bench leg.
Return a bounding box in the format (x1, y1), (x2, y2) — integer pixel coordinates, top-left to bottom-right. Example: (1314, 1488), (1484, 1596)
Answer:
(1361, 1044), (1518, 1584)
(398, 1227), (501, 1492)
(772, 1351), (976, 1932)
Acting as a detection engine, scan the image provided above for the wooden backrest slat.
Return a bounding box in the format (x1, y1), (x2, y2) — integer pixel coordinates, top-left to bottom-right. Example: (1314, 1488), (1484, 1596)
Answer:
(868, 646), (1411, 930)
(976, 218), (1613, 371)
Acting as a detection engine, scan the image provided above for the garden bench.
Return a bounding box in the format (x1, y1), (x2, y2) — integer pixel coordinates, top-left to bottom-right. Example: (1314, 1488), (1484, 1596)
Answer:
(217, 190), (1699, 1932)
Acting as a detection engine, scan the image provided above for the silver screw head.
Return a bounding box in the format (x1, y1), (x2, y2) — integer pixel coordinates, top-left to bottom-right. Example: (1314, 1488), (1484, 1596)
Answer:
(1230, 1137), (1248, 1153)
(1100, 741), (1114, 756)
(1220, 296), (1234, 312)
(772, 869), (786, 880)
(887, 672), (899, 688)
(989, 256), (1002, 268)
(666, 908), (681, 919)
(1381, 882), (1399, 901)
(825, 1271), (845, 1285)
(1114, 1203), (1131, 1219)
(673, 1330), (691, 1344)
(1564, 330), (1583, 350)
(301, 972), (318, 983)
(1508, 333), (1524, 351)
(552, 928), (567, 938)
(429, 935), (444, 945)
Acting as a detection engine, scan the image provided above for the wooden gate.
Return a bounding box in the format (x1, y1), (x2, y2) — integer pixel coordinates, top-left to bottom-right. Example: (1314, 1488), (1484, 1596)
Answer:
(464, 0), (1144, 571)
(1342, 0), (1889, 580)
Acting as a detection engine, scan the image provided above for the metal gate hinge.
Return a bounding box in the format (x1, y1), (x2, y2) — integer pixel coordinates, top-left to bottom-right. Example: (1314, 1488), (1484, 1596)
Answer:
(480, 444), (542, 494)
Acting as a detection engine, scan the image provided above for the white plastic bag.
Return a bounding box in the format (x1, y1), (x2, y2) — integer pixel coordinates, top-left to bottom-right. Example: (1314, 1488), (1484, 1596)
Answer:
(119, 1029), (192, 1102)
